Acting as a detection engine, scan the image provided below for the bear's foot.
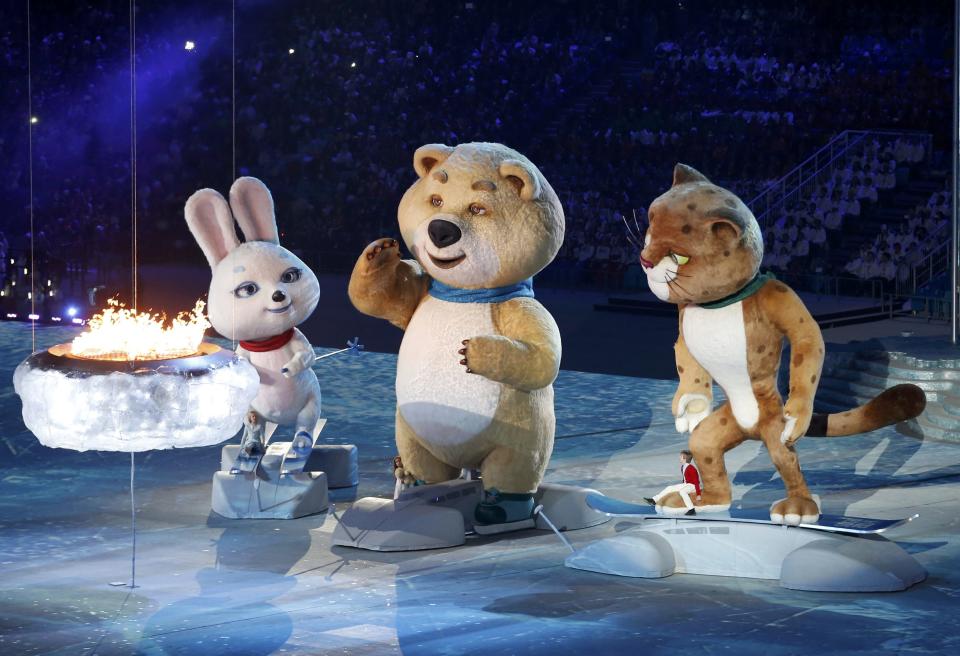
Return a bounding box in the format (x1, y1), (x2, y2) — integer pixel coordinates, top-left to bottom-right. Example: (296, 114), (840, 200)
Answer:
(473, 489), (536, 534)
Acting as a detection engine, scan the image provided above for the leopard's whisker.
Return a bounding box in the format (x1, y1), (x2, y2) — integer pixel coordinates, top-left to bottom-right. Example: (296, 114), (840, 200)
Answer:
(632, 209), (645, 239)
(621, 213), (640, 242)
(667, 276), (693, 296)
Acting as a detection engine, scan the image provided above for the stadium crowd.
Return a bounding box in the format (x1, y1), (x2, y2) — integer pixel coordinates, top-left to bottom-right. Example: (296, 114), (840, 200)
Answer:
(0, 0), (952, 316)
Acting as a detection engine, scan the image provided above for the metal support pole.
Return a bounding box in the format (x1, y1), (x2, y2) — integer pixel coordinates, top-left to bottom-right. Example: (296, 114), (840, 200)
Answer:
(108, 452), (138, 589)
(130, 451), (137, 588)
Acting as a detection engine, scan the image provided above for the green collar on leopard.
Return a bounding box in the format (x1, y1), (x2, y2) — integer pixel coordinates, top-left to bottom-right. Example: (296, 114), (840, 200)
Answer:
(697, 271), (776, 310)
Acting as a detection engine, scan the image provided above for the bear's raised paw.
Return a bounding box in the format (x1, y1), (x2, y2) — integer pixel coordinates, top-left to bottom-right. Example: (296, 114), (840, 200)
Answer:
(361, 238), (401, 271)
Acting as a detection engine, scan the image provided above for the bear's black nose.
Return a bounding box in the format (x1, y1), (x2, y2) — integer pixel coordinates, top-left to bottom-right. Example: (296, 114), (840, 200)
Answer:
(272, 290), (287, 303)
(428, 219), (462, 248)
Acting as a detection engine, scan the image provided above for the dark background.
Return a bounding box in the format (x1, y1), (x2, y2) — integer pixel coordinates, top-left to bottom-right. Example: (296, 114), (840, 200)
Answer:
(0, 0), (952, 374)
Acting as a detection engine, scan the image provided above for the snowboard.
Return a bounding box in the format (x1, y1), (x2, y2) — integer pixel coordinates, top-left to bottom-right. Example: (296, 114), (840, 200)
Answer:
(586, 492), (917, 535)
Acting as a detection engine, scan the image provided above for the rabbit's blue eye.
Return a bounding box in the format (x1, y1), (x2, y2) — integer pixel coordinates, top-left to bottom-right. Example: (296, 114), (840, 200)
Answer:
(234, 282), (259, 298)
(280, 268), (302, 284)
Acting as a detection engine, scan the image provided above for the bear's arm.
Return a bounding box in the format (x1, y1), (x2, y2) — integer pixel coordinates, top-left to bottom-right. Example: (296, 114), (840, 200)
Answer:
(672, 306), (713, 416)
(465, 297), (561, 392)
(348, 257), (430, 331)
(756, 280), (825, 440)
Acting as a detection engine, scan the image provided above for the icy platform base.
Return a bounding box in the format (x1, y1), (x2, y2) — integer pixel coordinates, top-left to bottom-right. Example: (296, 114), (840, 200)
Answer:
(332, 480), (610, 551)
(212, 444), (333, 519)
(566, 517), (926, 591)
(5, 327), (960, 655)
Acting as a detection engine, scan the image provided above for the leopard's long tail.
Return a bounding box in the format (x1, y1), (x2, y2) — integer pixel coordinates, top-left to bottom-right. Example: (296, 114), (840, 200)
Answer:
(806, 384), (926, 437)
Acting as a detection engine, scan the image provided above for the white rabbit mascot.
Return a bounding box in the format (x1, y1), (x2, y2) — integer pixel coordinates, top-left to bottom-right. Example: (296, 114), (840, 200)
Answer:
(185, 177), (322, 464)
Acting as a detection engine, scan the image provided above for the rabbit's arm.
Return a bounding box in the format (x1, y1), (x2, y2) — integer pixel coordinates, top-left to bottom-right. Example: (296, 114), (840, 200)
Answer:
(281, 331), (315, 377)
(349, 239), (429, 330)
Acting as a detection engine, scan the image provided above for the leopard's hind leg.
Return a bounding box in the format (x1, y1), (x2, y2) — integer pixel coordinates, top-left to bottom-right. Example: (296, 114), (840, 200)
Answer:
(659, 402), (746, 513)
(757, 396), (820, 525)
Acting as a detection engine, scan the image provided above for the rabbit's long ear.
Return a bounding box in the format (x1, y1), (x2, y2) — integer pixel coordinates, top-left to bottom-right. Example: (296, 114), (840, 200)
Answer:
(229, 177), (279, 244)
(185, 189), (240, 268)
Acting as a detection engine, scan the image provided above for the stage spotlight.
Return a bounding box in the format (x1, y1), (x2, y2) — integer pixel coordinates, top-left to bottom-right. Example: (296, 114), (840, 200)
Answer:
(350, 62), (356, 68)
(184, 41), (196, 51)
(288, 48), (295, 54)
(28, 314), (39, 321)
(30, 116), (38, 124)
(67, 307), (78, 317)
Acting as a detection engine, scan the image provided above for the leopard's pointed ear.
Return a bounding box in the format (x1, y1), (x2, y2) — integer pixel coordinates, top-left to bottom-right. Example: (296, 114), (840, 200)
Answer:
(705, 207), (744, 241)
(672, 163), (710, 187)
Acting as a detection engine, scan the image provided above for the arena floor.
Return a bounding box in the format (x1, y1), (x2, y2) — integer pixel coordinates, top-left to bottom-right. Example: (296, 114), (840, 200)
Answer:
(1, 323), (958, 655)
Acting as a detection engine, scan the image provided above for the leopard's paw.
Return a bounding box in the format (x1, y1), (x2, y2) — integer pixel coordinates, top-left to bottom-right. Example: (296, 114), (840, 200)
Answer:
(770, 496), (820, 525)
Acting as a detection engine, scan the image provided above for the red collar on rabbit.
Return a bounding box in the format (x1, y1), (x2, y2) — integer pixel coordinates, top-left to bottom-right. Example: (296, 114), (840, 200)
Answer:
(240, 328), (295, 352)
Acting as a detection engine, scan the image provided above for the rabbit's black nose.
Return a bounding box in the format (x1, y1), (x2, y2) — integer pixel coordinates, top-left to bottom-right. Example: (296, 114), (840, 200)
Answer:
(428, 219), (462, 248)
(272, 290), (287, 303)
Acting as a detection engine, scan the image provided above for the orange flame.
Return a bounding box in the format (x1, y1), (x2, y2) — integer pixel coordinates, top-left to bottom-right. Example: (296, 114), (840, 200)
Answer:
(70, 299), (211, 361)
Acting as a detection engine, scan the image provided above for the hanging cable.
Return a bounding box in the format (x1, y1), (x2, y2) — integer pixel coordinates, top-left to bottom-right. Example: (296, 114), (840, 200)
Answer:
(129, 0), (137, 311)
(26, 0), (35, 352)
(232, 0), (237, 182)
(231, 0), (237, 351)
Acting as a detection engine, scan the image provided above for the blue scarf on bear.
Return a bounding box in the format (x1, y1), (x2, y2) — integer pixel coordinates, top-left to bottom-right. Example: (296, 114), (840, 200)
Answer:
(428, 278), (535, 303)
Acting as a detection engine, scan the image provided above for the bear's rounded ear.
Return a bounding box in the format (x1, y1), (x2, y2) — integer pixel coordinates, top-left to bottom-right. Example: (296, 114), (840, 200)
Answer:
(672, 163), (710, 187)
(499, 159), (542, 201)
(413, 144), (455, 178)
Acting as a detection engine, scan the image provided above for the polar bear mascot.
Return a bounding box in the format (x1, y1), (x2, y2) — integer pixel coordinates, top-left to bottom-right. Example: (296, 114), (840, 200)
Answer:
(349, 142), (564, 532)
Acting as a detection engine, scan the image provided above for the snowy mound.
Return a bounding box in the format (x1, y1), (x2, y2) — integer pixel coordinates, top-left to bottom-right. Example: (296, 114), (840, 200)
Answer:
(13, 348), (259, 452)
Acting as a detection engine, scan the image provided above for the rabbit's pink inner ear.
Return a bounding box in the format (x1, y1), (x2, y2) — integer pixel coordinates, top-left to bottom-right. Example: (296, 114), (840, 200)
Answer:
(230, 177), (280, 244)
(185, 189), (240, 268)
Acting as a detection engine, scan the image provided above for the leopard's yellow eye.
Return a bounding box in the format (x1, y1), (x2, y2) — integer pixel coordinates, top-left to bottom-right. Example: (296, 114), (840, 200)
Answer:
(670, 252), (690, 266)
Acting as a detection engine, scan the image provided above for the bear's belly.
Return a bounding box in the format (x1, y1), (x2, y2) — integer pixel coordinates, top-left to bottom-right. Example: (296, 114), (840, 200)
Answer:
(397, 297), (501, 448)
(248, 349), (315, 426)
(682, 302), (760, 430)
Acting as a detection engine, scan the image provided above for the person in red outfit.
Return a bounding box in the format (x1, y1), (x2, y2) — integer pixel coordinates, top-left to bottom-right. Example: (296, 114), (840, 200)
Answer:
(644, 450), (702, 515)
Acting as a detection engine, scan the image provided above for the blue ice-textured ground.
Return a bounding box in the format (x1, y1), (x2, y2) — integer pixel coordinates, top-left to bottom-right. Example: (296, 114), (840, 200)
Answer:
(0, 323), (958, 655)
